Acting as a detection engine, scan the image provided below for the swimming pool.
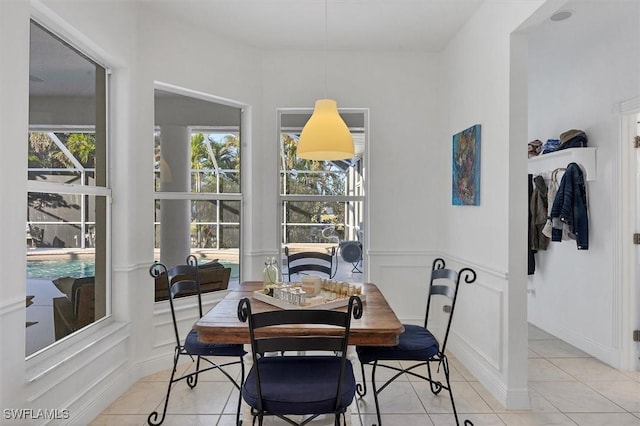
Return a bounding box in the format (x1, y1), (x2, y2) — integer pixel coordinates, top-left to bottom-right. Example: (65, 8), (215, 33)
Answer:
(27, 259), (95, 279)
(27, 258), (240, 280)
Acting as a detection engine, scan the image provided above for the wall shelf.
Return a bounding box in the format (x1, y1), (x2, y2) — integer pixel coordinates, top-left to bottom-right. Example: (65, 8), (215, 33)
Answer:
(527, 147), (597, 181)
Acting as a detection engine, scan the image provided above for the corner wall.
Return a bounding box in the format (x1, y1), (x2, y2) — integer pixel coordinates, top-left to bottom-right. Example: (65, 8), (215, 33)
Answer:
(438, 0), (545, 408)
(0, 0), (30, 412)
(0, 0), (140, 423)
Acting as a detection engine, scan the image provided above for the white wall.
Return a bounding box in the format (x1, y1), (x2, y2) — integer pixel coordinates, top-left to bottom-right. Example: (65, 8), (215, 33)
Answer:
(0, 0), (30, 412)
(0, 0), (140, 422)
(526, 0), (640, 368)
(439, 0), (545, 409)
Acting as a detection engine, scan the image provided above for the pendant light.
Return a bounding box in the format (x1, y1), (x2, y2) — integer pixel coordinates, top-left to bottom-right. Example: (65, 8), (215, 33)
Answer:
(297, 0), (354, 161)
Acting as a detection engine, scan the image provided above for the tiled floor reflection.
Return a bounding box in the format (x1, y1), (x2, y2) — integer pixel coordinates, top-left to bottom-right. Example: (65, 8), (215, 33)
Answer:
(91, 325), (640, 425)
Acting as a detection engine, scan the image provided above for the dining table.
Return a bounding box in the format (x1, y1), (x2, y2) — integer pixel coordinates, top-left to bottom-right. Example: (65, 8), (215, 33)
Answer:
(194, 281), (404, 346)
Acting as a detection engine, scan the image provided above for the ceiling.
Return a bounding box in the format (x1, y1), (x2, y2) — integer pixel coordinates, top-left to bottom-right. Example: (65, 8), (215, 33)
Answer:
(30, 0), (484, 98)
(31, 1), (635, 100)
(142, 0), (484, 51)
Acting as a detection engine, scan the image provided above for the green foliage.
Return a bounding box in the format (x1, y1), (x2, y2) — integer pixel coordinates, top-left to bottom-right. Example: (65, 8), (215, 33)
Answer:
(28, 132), (95, 168)
(280, 133), (350, 243)
(190, 133), (240, 193)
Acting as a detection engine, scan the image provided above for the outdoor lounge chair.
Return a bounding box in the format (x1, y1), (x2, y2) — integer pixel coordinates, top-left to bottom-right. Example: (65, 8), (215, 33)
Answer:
(52, 276), (95, 340)
(153, 259), (231, 301)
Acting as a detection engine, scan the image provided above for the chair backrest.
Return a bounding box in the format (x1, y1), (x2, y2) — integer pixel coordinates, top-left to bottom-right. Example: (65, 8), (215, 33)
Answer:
(71, 277), (96, 327)
(237, 295), (363, 411)
(424, 257), (476, 355)
(284, 246), (336, 281)
(149, 255), (203, 347)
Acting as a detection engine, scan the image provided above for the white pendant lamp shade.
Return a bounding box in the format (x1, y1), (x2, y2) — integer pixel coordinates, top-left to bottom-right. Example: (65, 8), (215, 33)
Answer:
(297, 99), (354, 161)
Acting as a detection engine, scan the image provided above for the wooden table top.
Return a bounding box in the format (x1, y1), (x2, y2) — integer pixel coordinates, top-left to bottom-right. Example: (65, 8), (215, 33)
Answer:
(194, 281), (404, 346)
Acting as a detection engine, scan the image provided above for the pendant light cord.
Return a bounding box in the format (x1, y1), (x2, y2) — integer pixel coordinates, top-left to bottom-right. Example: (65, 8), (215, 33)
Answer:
(324, 0), (328, 98)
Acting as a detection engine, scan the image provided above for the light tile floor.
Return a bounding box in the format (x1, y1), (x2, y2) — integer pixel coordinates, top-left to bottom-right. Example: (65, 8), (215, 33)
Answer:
(91, 324), (640, 426)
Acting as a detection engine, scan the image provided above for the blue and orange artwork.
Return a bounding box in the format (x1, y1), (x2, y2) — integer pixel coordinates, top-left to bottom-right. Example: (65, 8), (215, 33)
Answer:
(452, 124), (481, 206)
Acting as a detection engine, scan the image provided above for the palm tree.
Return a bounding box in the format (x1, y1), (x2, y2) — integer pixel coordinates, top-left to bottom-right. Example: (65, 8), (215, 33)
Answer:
(280, 133), (347, 243)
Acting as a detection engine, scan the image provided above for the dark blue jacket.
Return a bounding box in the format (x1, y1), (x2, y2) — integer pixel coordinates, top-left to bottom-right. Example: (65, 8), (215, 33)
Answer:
(550, 162), (589, 249)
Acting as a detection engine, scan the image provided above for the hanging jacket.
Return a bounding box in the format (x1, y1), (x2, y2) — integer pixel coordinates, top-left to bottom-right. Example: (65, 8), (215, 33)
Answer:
(528, 174), (535, 275)
(550, 162), (589, 249)
(530, 175), (549, 250)
(542, 169), (570, 241)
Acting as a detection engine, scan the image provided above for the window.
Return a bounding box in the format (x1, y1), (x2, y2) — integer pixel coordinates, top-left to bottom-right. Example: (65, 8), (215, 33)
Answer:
(153, 87), (242, 301)
(278, 109), (367, 283)
(26, 21), (110, 356)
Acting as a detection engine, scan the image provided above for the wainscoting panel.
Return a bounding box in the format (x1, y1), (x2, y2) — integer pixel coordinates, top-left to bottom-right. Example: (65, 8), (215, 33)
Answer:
(453, 278), (504, 370)
(367, 250), (523, 408)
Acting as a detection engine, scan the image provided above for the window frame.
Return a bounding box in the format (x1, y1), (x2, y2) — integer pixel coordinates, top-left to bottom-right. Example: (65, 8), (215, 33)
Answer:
(26, 18), (112, 358)
(276, 107), (369, 276)
(152, 82), (245, 295)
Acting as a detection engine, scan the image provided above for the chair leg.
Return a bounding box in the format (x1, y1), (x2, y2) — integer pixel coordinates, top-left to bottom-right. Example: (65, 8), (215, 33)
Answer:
(426, 360), (443, 395)
(370, 362), (383, 426)
(440, 356), (473, 426)
(147, 348), (180, 426)
(356, 361), (368, 397)
(236, 357), (245, 426)
(187, 355), (201, 388)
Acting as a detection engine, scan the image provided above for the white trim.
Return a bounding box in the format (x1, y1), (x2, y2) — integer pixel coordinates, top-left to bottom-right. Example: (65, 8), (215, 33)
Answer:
(26, 7), (115, 361)
(152, 81), (248, 282)
(0, 296), (27, 316)
(30, 1), (119, 70)
(56, 359), (128, 425)
(448, 332), (530, 410)
(281, 195), (366, 203)
(618, 97), (640, 113)
(26, 321), (129, 383)
(154, 81), (249, 110)
(153, 191), (241, 201)
(617, 98), (640, 370)
(27, 181), (112, 197)
(369, 249), (509, 281)
(442, 252), (509, 280)
(276, 107), (370, 278)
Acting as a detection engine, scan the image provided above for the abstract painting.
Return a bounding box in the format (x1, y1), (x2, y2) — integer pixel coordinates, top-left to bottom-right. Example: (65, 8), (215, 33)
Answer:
(452, 124), (481, 206)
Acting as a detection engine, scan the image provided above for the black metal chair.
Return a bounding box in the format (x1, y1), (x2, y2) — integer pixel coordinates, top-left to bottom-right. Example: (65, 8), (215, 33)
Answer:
(237, 295), (363, 426)
(355, 258), (476, 426)
(148, 255), (246, 426)
(284, 246), (336, 281)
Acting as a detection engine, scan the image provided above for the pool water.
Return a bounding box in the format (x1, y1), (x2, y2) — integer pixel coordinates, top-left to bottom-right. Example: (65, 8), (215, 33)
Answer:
(27, 259), (95, 279)
(27, 258), (239, 280)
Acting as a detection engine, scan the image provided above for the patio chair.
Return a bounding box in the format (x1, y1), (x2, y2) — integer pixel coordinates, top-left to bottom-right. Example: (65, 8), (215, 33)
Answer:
(237, 295), (362, 426)
(52, 276), (95, 340)
(355, 258), (476, 426)
(284, 246), (336, 281)
(339, 240), (362, 273)
(148, 255), (246, 426)
(153, 259), (231, 301)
